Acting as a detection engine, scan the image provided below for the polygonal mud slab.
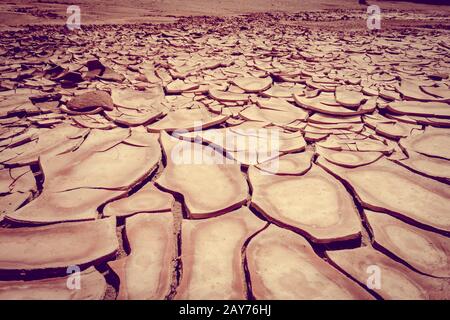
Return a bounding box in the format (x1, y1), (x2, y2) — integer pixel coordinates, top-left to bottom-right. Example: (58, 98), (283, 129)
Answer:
(256, 98), (309, 121)
(400, 127), (450, 160)
(326, 246), (450, 300)
(209, 89), (249, 102)
(317, 156), (450, 233)
(365, 210), (450, 278)
(335, 87), (366, 109)
(0, 218), (118, 272)
(156, 132), (248, 218)
(0, 267), (106, 300)
(40, 129), (161, 192)
(103, 183), (174, 218)
(0, 192), (31, 222)
(387, 101), (450, 118)
(105, 107), (165, 127)
(249, 165), (362, 243)
(111, 87), (164, 108)
(255, 150), (313, 175)
(294, 94), (376, 116)
(147, 109), (228, 132)
(2, 124), (86, 166)
(239, 106), (306, 125)
(175, 207), (266, 299)
(232, 77), (272, 93)
(7, 188), (124, 224)
(246, 225), (373, 299)
(108, 213), (175, 300)
(395, 150), (450, 182)
(166, 80), (199, 94)
(396, 80), (449, 103)
(315, 145), (383, 168)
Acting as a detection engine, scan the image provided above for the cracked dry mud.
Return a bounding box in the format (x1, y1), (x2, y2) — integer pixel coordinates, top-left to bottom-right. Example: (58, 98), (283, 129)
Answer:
(0, 10), (449, 300)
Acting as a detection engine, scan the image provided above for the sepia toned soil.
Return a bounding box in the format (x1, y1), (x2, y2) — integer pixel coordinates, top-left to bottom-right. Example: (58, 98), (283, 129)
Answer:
(0, 0), (449, 300)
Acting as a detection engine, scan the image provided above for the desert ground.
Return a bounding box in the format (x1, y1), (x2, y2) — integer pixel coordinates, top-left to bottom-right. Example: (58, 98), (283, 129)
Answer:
(0, 0), (449, 300)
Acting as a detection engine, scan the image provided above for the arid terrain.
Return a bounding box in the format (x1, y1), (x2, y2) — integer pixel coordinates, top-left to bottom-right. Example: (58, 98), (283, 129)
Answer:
(0, 0), (449, 300)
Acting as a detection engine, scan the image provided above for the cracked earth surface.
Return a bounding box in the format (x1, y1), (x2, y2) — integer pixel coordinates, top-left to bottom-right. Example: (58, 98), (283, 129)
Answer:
(0, 10), (449, 300)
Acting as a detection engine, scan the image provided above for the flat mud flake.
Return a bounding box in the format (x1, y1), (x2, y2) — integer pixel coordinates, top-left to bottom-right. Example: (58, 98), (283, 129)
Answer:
(317, 156), (450, 233)
(0, 125), (28, 139)
(0, 267), (106, 300)
(175, 207), (266, 300)
(0, 94), (35, 117)
(40, 129), (160, 191)
(123, 127), (159, 147)
(365, 210), (450, 278)
(165, 79), (199, 94)
(231, 77), (272, 93)
(294, 94), (376, 116)
(0, 169), (14, 193)
(0, 217), (118, 271)
(306, 79), (337, 92)
(375, 122), (417, 140)
(416, 116), (450, 127)
(420, 84), (450, 100)
(105, 106), (164, 127)
(0, 128), (39, 150)
(67, 91), (114, 112)
(7, 188), (124, 224)
(111, 87), (164, 108)
(147, 108), (228, 132)
(0, 141), (35, 164)
(261, 85), (295, 98)
(335, 87), (366, 109)
(315, 145), (383, 168)
(255, 150), (313, 175)
(386, 101), (450, 118)
(400, 127), (450, 160)
(395, 151), (450, 182)
(239, 106), (305, 125)
(73, 114), (117, 129)
(108, 213), (174, 300)
(308, 113), (362, 124)
(362, 86), (379, 96)
(245, 127), (306, 154)
(246, 225), (373, 300)
(61, 105), (103, 116)
(0, 192), (30, 222)
(155, 132), (248, 218)
(326, 246), (450, 300)
(103, 183), (173, 218)
(209, 88), (249, 102)
(354, 140), (394, 153)
(249, 165), (361, 243)
(9, 168), (36, 193)
(396, 80), (449, 103)
(256, 98), (309, 120)
(4, 124), (85, 166)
